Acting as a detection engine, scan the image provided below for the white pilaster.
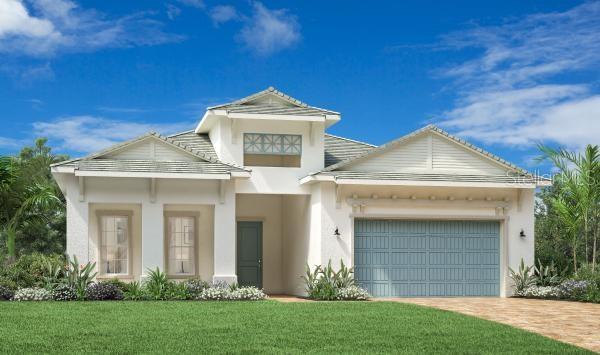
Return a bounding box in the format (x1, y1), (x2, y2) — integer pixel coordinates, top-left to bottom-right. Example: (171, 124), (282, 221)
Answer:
(212, 181), (237, 284)
(141, 201), (164, 275)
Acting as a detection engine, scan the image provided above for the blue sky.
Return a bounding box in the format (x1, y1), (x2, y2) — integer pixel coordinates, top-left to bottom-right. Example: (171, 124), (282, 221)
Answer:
(1, 0), (599, 174)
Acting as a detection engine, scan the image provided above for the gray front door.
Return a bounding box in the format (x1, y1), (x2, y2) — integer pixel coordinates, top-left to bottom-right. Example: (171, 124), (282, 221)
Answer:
(236, 221), (263, 288)
(354, 220), (500, 297)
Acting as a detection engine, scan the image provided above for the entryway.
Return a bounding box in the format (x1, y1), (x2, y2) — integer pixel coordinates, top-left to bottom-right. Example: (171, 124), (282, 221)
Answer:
(236, 221), (263, 288)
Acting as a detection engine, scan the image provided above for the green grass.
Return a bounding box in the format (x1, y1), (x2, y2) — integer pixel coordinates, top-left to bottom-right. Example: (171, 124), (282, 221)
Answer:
(0, 301), (590, 354)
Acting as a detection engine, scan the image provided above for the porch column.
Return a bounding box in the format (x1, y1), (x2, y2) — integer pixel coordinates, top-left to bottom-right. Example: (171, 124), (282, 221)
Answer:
(141, 201), (164, 277)
(213, 181), (237, 284)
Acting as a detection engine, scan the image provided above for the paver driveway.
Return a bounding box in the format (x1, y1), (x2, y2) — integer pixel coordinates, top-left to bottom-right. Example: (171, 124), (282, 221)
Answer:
(390, 297), (600, 353)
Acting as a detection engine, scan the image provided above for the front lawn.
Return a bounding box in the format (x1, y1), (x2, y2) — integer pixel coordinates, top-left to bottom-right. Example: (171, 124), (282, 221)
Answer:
(0, 301), (590, 354)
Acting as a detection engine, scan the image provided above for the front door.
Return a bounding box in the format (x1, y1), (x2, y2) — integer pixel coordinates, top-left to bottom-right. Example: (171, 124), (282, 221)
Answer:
(236, 221), (263, 288)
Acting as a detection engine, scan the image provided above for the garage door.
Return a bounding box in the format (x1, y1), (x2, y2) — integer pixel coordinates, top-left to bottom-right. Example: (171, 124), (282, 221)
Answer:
(354, 220), (500, 297)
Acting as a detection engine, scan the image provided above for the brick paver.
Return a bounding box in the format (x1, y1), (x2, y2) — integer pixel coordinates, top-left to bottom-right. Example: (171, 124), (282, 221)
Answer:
(390, 298), (600, 353)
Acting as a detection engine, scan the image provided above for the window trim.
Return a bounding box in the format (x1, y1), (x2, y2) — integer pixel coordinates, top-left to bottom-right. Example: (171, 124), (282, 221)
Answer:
(243, 133), (302, 156)
(163, 211), (200, 278)
(96, 210), (133, 278)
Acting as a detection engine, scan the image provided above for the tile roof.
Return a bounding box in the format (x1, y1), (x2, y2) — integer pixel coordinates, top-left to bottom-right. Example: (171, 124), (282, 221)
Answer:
(52, 131), (248, 175)
(208, 87), (339, 116)
(324, 133), (376, 167)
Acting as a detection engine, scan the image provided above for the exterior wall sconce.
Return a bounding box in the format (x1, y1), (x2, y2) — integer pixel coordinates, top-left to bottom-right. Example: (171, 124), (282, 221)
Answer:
(334, 227), (341, 237)
(519, 229), (526, 238)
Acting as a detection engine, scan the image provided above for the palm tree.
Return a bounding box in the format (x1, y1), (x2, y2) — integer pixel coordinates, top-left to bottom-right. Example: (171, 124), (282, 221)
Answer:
(1, 139), (67, 260)
(539, 144), (600, 271)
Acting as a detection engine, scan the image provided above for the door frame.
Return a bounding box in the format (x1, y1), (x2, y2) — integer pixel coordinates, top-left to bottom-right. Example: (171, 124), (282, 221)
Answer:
(350, 214), (507, 297)
(236, 220), (263, 288)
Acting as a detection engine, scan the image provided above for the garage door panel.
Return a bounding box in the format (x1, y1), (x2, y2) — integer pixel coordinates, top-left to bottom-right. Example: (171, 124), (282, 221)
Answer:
(354, 220), (500, 297)
(391, 235), (426, 249)
(391, 252), (426, 265)
(391, 268), (427, 281)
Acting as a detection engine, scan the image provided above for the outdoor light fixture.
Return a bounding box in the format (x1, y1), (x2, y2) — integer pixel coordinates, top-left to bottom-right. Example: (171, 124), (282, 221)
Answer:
(334, 227), (341, 237)
(519, 229), (526, 238)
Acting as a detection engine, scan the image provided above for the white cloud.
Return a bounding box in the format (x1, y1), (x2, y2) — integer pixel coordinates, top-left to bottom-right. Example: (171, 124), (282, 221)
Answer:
(177, 0), (205, 9)
(166, 4), (181, 20)
(0, 0), (182, 57)
(210, 5), (238, 25)
(436, 2), (600, 150)
(32, 116), (193, 153)
(238, 2), (300, 56)
(0, 136), (22, 149)
(0, 0), (57, 38)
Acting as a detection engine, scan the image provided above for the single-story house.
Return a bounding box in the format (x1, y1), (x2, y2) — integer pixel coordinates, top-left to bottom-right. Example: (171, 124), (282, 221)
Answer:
(51, 87), (549, 297)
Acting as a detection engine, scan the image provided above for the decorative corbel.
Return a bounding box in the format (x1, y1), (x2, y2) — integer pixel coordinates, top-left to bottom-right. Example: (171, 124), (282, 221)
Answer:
(219, 180), (226, 204)
(149, 178), (157, 203)
(78, 176), (85, 202)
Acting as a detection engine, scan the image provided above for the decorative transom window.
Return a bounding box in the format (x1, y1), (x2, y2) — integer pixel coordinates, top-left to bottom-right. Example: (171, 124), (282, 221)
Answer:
(244, 133), (302, 155)
(166, 215), (196, 276)
(99, 214), (130, 275)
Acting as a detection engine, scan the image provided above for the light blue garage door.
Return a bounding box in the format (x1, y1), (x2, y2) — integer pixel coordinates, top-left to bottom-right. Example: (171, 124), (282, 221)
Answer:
(354, 220), (500, 297)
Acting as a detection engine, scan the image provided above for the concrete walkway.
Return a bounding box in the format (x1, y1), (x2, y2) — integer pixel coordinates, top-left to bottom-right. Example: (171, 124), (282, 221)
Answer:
(391, 297), (600, 353)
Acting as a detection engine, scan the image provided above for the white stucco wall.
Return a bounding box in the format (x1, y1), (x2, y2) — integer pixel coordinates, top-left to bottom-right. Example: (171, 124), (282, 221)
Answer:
(61, 174), (236, 283)
(211, 117), (324, 194)
(282, 195), (312, 295)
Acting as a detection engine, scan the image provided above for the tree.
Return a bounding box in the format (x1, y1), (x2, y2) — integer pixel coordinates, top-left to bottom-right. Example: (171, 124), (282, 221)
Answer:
(538, 144), (600, 271)
(0, 139), (68, 259)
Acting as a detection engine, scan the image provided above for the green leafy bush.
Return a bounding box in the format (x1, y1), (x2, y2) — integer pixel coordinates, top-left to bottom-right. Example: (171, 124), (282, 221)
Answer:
(534, 259), (562, 286)
(13, 287), (52, 301)
(123, 281), (146, 301)
(52, 284), (77, 301)
(184, 278), (210, 298)
(163, 281), (191, 300)
(64, 255), (97, 299)
(302, 260), (369, 300)
(0, 285), (14, 300)
(509, 259), (537, 295)
(144, 268), (169, 300)
(86, 282), (124, 301)
(0, 253), (64, 288)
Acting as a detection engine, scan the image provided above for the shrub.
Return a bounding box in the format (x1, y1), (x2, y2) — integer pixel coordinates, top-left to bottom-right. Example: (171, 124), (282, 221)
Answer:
(13, 287), (52, 301)
(534, 259), (562, 286)
(556, 280), (590, 299)
(337, 286), (369, 300)
(0, 276), (18, 291)
(196, 286), (230, 301)
(522, 285), (560, 299)
(184, 278), (210, 297)
(52, 284), (77, 301)
(164, 281), (191, 300)
(509, 259), (537, 296)
(0, 253), (64, 288)
(123, 281), (147, 301)
(144, 268), (169, 300)
(302, 260), (367, 300)
(86, 282), (124, 301)
(0, 285), (14, 301)
(65, 255), (97, 300)
(229, 286), (267, 301)
(102, 278), (129, 293)
(573, 264), (600, 288)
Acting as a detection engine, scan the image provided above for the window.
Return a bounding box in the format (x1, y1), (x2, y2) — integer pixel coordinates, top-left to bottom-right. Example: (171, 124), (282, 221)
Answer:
(165, 214), (197, 276)
(99, 213), (131, 275)
(243, 133), (301, 167)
